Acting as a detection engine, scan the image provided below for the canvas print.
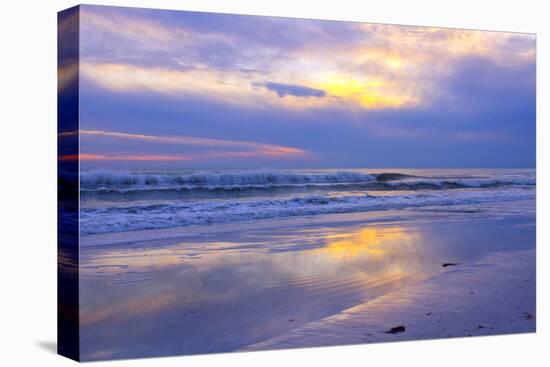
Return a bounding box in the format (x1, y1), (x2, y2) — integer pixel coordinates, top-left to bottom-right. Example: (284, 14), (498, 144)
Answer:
(58, 5), (536, 361)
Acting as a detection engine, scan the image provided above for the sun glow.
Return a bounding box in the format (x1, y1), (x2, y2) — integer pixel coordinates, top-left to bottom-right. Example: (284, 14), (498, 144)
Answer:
(316, 76), (416, 109)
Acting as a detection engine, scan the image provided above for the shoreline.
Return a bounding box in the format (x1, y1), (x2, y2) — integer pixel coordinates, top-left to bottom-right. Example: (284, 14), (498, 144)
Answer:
(80, 199), (535, 247)
(242, 249), (536, 351)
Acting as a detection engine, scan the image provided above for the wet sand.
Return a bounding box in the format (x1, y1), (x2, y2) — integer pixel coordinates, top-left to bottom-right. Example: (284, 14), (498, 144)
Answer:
(243, 249), (535, 351)
(78, 202), (535, 361)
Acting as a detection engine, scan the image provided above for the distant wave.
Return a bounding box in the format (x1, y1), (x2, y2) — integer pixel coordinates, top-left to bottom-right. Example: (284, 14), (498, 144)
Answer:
(80, 188), (535, 235)
(380, 176), (536, 189)
(79, 170), (535, 195)
(375, 172), (417, 181)
(80, 170), (377, 188)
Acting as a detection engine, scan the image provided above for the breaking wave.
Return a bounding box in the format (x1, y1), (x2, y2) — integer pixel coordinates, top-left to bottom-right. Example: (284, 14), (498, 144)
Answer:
(80, 170), (376, 188)
(80, 187), (535, 235)
(78, 169), (535, 235)
(80, 170), (534, 195)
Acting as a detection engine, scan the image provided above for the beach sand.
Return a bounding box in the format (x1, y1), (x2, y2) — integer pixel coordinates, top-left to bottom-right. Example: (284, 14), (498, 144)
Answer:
(78, 204), (535, 360)
(242, 249), (536, 351)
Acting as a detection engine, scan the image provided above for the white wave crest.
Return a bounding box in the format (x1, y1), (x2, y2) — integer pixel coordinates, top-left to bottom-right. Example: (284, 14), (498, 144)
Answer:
(80, 188), (535, 235)
(80, 170), (377, 188)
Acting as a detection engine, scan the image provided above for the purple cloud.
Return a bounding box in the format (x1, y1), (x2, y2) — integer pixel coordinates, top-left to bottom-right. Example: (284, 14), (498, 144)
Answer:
(256, 82), (326, 98)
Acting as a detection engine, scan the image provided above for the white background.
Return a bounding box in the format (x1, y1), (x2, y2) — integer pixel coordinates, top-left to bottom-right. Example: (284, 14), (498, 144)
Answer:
(0, 0), (547, 366)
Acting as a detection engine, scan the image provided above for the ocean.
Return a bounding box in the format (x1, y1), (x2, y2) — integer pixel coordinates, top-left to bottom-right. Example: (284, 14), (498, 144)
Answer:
(78, 168), (535, 235)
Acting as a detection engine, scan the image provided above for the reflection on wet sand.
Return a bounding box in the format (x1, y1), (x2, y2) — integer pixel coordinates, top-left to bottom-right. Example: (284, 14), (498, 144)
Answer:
(322, 227), (408, 258)
(79, 223), (431, 360)
(313, 227), (428, 289)
(78, 213), (535, 360)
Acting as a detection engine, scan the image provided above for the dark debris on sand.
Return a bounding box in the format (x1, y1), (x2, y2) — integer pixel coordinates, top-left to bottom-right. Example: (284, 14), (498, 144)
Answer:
(384, 326), (406, 334)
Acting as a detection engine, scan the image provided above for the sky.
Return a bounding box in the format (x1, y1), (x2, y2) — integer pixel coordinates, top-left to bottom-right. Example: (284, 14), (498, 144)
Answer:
(61, 5), (536, 169)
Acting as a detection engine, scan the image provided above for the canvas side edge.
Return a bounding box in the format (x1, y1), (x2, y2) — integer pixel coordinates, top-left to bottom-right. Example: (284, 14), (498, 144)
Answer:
(57, 5), (81, 362)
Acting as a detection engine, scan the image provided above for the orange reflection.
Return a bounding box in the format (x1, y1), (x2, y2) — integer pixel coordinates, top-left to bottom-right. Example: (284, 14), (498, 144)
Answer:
(80, 224), (429, 330)
(304, 225), (428, 295)
(320, 227), (408, 260)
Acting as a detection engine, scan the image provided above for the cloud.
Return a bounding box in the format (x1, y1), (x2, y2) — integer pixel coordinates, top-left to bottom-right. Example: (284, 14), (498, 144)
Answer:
(80, 62), (255, 107)
(82, 9), (177, 43)
(76, 129), (304, 153)
(77, 67), (535, 169)
(256, 82), (326, 98)
(79, 5), (292, 72)
(63, 129), (308, 162)
(80, 61), (418, 111)
(79, 62), (334, 110)
(59, 154), (192, 161)
(78, 7), (535, 113)
(75, 6), (536, 168)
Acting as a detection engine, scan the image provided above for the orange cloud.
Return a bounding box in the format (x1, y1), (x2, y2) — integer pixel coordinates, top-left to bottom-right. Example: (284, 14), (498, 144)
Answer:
(77, 129), (305, 154)
(60, 129), (308, 162)
(60, 154), (192, 161)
